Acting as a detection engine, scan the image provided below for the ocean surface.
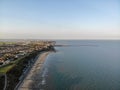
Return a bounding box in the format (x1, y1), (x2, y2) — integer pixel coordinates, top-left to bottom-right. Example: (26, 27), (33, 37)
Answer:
(41, 40), (120, 90)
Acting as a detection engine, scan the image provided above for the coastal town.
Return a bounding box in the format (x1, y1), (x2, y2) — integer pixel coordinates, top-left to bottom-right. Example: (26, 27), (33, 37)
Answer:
(0, 40), (56, 90)
(0, 40), (55, 66)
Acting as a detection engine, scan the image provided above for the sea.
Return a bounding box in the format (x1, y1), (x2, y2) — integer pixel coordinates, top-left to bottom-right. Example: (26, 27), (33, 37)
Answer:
(41, 40), (120, 90)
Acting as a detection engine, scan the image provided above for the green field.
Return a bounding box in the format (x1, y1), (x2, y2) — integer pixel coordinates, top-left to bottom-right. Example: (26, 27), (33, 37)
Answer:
(0, 54), (29, 74)
(0, 42), (16, 45)
(0, 64), (15, 74)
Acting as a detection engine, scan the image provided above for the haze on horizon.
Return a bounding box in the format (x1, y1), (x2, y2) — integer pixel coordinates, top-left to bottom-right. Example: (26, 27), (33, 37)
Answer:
(0, 0), (119, 39)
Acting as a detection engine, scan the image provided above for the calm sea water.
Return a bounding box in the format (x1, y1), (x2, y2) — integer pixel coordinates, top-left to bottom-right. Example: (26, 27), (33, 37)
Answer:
(41, 40), (120, 90)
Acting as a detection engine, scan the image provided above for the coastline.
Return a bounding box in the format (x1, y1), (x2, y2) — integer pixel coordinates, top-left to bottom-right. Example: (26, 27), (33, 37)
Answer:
(17, 51), (51, 90)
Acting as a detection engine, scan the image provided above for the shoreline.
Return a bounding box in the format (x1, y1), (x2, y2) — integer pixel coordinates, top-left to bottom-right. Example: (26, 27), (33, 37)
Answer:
(17, 51), (51, 90)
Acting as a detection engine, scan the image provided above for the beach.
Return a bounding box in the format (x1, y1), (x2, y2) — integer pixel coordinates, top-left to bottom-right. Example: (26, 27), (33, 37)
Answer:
(18, 52), (50, 90)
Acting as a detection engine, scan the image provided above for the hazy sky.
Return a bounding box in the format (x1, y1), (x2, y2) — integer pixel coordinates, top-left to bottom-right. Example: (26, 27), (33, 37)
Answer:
(0, 0), (119, 39)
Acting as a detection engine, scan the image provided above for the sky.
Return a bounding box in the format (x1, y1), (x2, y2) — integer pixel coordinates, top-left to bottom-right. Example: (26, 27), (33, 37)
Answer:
(0, 0), (119, 39)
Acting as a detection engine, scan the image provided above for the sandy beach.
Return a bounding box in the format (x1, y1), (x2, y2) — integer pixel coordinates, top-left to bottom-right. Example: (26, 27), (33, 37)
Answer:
(18, 52), (50, 90)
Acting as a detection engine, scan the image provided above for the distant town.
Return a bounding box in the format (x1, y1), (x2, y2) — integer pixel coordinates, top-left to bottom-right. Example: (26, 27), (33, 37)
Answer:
(0, 40), (55, 66)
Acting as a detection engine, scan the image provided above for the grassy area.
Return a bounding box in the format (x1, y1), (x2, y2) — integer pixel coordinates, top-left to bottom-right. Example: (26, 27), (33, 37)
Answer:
(0, 53), (32, 89)
(0, 60), (19, 74)
(0, 63), (15, 74)
(0, 42), (15, 46)
(0, 54), (29, 74)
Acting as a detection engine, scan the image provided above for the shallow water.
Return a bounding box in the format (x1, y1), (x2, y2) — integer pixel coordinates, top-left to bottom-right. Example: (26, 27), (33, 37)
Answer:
(41, 40), (120, 90)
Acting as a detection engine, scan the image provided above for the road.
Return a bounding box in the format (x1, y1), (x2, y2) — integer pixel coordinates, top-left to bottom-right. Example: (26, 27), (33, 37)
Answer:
(3, 74), (7, 90)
